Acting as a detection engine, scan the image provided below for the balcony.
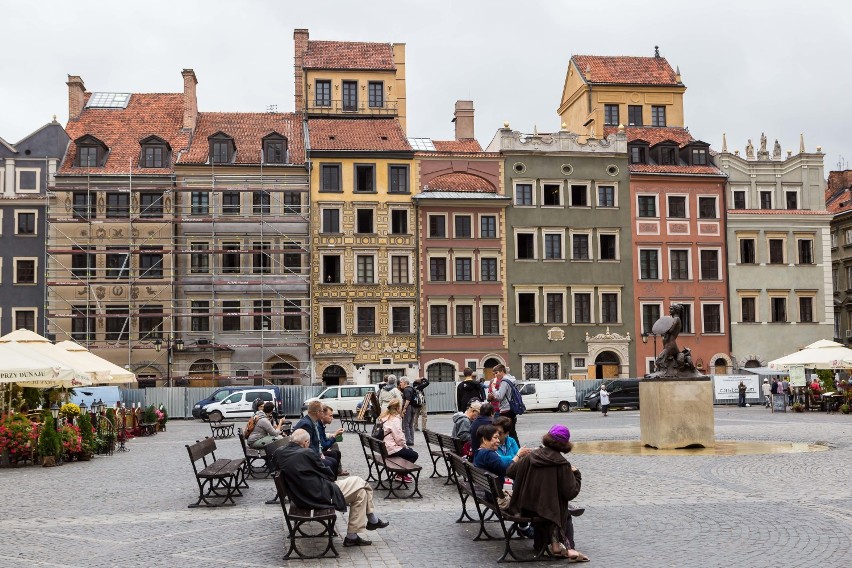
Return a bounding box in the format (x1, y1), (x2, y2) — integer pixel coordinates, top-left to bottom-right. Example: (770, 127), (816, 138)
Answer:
(306, 99), (398, 117)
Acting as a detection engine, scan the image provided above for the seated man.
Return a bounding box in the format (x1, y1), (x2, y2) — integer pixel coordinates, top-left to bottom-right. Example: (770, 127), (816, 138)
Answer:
(319, 404), (348, 476)
(275, 429), (389, 547)
(451, 400), (481, 442)
(294, 400), (338, 475)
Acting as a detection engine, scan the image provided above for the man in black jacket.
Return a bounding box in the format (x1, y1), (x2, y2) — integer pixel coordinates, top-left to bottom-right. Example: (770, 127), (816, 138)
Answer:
(456, 367), (485, 411)
(274, 429), (389, 547)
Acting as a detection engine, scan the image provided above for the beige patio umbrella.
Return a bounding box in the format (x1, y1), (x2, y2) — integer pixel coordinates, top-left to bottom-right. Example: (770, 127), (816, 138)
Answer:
(0, 329), (106, 385)
(54, 341), (137, 385)
(0, 342), (91, 388)
(768, 339), (852, 370)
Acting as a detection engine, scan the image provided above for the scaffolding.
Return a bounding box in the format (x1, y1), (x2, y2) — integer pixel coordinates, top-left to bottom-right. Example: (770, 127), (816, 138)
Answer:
(45, 165), (312, 386)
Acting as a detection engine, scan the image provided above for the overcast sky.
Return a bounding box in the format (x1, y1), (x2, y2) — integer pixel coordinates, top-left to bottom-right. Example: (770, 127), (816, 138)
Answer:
(3, 0), (850, 171)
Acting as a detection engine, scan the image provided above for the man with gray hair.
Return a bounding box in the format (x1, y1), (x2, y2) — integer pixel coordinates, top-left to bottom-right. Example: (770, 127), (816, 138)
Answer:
(378, 374), (402, 413)
(399, 377), (416, 445)
(275, 429), (389, 547)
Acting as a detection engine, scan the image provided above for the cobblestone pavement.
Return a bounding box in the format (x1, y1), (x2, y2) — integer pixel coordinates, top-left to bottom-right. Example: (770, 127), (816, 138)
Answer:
(1, 406), (851, 567)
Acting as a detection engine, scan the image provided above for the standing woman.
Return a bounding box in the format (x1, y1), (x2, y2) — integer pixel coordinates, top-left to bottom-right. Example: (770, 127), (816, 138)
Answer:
(599, 384), (610, 417)
(377, 399), (418, 482)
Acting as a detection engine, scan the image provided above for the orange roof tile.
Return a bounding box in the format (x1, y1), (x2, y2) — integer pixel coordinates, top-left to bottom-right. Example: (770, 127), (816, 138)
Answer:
(826, 171), (852, 214)
(629, 164), (723, 176)
(60, 93), (189, 175)
(307, 119), (411, 152)
(604, 126), (697, 148)
(304, 41), (396, 71)
(423, 172), (496, 193)
(572, 55), (680, 86)
(432, 139), (483, 152)
(178, 112), (305, 165)
(728, 209), (830, 215)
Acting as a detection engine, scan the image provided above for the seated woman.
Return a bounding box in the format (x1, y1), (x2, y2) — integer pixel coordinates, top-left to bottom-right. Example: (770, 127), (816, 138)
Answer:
(377, 399), (418, 482)
(507, 425), (589, 562)
(472, 424), (509, 489)
(493, 416), (525, 468)
(246, 401), (289, 449)
(469, 402), (495, 453)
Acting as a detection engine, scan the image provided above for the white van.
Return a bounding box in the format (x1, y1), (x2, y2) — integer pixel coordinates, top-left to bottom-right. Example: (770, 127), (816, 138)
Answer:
(302, 384), (380, 416)
(518, 380), (577, 412)
(203, 388), (279, 422)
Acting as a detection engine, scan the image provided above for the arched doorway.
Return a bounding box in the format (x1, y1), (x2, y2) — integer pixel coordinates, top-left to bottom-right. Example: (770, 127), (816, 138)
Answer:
(188, 359), (219, 387)
(714, 358), (728, 375)
(271, 362), (298, 384)
(594, 351), (620, 380)
(482, 357), (501, 381)
(744, 359), (761, 369)
(426, 362), (456, 382)
(322, 364), (346, 386)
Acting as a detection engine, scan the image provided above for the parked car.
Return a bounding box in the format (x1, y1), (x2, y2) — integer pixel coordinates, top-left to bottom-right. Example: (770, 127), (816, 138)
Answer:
(583, 378), (641, 411)
(517, 379), (577, 412)
(302, 384), (380, 416)
(203, 388), (281, 422)
(192, 386), (252, 419)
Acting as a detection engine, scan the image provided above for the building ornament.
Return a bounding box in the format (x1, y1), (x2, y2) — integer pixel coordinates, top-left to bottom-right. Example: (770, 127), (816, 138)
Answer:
(547, 327), (566, 342)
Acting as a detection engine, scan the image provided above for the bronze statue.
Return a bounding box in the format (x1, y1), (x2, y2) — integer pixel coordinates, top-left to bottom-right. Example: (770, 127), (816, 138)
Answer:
(650, 304), (701, 378)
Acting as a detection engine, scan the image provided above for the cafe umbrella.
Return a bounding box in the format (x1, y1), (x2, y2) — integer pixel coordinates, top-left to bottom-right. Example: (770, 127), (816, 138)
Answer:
(768, 339), (852, 370)
(0, 342), (90, 388)
(54, 341), (137, 385)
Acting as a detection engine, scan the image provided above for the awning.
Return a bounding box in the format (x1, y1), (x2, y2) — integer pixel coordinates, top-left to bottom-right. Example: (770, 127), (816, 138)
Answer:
(743, 367), (789, 377)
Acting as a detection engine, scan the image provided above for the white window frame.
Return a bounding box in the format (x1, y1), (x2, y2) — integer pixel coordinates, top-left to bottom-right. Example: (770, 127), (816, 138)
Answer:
(14, 209), (39, 236)
(480, 302), (502, 336)
(846, 229), (852, 246)
(454, 301), (476, 336)
(478, 213), (499, 239)
(13, 257), (38, 285)
(568, 182), (591, 208)
(355, 252), (378, 284)
(768, 292), (789, 323)
(700, 301), (724, 334)
(731, 187), (749, 209)
(388, 303), (414, 334)
(665, 193), (689, 219)
(597, 229), (620, 261)
(354, 206), (376, 234)
(427, 301), (450, 336)
(540, 180), (564, 207)
(698, 247), (722, 281)
(595, 181), (619, 208)
(571, 286), (595, 324)
(597, 287), (622, 324)
(783, 186), (802, 210)
(638, 247), (662, 280)
(513, 179), (536, 207)
(514, 229), (538, 261)
(0, 257), (3, 284)
(0, 167), (4, 194)
(427, 213), (448, 238)
(640, 301), (663, 334)
(569, 229), (593, 261)
(668, 247), (692, 280)
(571, 356), (587, 370)
(355, 304), (379, 335)
(738, 293), (760, 323)
(478, 254), (500, 282)
(452, 213), (474, 238)
(542, 287), (568, 325)
(831, 232), (838, 249)
(0, 209), (3, 236)
(388, 206), (409, 235)
(320, 304), (345, 335)
(388, 252), (413, 285)
(696, 194), (719, 219)
(636, 193), (659, 218)
(515, 287), (540, 325)
(542, 229), (566, 261)
(453, 254), (475, 282)
(12, 307), (38, 332)
(427, 252), (450, 282)
(521, 355), (561, 381)
(15, 167), (41, 193)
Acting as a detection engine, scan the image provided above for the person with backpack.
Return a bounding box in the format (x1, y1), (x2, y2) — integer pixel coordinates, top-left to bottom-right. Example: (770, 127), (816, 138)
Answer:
(378, 375), (402, 413)
(399, 378), (417, 446)
(489, 364), (522, 444)
(246, 401), (289, 449)
(413, 377), (430, 432)
(457, 367), (485, 411)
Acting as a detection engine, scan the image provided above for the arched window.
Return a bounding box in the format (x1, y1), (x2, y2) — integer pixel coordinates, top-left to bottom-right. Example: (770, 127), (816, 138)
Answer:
(189, 359), (218, 375)
(427, 362), (456, 382)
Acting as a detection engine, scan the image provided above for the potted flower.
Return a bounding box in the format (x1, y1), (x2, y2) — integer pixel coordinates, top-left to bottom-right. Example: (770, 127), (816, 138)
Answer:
(38, 416), (62, 467)
(0, 414), (38, 467)
(155, 405), (167, 431)
(840, 403), (850, 415)
(791, 402), (805, 413)
(59, 403), (81, 422)
(59, 423), (82, 460)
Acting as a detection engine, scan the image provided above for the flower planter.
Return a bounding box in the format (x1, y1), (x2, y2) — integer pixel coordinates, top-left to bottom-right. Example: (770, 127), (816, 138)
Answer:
(42, 456), (57, 467)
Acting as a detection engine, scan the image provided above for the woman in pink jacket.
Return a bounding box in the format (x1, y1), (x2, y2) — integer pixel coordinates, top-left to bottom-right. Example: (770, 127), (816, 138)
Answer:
(378, 399), (418, 482)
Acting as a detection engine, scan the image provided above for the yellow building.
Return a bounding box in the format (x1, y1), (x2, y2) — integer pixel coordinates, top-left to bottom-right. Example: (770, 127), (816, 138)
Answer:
(557, 51), (685, 137)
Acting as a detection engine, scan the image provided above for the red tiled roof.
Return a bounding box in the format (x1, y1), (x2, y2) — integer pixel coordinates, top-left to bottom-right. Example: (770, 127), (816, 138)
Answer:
(572, 55), (680, 86)
(432, 139), (483, 152)
(825, 171), (852, 214)
(423, 172), (496, 193)
(629, 164), (723, 175)
(728, 209), (831, 215)
(304, 41), (396, 71)
(604, 126), (696, 148)
(178, 112), (305, 165)
(60, 93), (190, 174)
(307, 119), (411, 152)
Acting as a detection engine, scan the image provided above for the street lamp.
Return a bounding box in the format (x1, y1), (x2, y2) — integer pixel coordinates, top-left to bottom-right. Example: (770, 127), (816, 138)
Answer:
(78, 401), (87, 419)
(50, 402), (60, 431)
(641, 332), (659, 375)
(154, 336), (185, 387)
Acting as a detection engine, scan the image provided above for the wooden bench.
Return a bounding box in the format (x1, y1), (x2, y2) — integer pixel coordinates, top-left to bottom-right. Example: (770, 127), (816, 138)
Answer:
(451, 452), (548, 562)
(263, 437), (292, 505)
(422, 429), (448, 479)
(339, 409), (371, 433)
(436, 432), (466, 486)
(358, 432), (423, 499)
(185, 437), (247, 508)
(273, 472), (339, 559)
(209, 419), (234, 439)
(447, 451), (481, 524)
(238, 428), (272, 479)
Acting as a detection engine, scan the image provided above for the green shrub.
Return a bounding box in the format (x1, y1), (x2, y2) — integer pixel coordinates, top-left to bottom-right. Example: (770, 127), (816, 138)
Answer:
(37, 416), (61, 460)
(77, 413), (96, 454)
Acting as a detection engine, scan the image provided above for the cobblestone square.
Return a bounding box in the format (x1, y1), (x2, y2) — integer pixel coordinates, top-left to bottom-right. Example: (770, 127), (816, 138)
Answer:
(1, 407), (851, 567)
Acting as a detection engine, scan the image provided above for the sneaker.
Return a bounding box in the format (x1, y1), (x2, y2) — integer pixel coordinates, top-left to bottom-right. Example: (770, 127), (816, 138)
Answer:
(517, 523), (534, 538)
(395, 474), (414, 483)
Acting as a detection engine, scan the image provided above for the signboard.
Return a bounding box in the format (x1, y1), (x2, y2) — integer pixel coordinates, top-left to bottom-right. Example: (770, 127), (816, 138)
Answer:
(713, 374), (760, 401)
(788, 365), (806, 388)
(772, 394), (787, 413)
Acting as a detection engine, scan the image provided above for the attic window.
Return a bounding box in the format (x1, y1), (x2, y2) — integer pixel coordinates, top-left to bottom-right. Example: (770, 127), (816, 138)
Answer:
(691, 148), (708, 166)
(140, 136), (171, 168)
(74, 135), (108, 167)
(208, 133), (235, 164)
(658, 146), (677, 165)
(263, 133), (288, 164)
(380, 136), (388, 141)
(328, 135), (336, 140)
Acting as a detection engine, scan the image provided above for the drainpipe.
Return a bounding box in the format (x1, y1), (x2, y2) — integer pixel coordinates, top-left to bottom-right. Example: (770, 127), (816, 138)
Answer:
(721, 173), (734, 372)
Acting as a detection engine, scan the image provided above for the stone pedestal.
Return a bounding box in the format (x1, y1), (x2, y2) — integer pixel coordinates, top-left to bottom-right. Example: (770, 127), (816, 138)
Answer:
(639, 378), (715, 449)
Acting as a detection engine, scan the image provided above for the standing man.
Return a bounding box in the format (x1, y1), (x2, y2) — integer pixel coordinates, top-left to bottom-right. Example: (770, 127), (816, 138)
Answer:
(489, 364), (519, 444)
(762, 378), (771, 408)
(457, 367), (485, 411)
(275, 429), (389, 547)
(413, 376), (430, 432)
(738, 381), (747, 407)
(399, 378), (416, 446)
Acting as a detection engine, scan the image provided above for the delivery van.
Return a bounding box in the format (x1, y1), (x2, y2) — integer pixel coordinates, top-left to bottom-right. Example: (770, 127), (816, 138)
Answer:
(302, 384), (380, 416)
(517, 379), (578, 412)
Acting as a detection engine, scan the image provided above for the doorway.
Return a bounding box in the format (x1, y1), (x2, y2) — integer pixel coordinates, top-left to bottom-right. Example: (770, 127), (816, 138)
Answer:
(322, 365), (346, 386)
(594, 351), (620, 380)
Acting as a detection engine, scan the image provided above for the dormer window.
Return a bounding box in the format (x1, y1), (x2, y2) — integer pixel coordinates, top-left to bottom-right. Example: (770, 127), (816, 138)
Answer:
(139, 136), (171, 168)
(691, 147), (708, 166)
(74, 135), (108, 167)
(262, 133), (288, 164)
(208, 132), (235, 164)
(629, 144), (647, 164)
(658, 145), (678, 165)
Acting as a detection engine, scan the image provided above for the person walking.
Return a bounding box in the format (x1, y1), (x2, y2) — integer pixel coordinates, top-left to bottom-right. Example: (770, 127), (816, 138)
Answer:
(762, 378), (771, 408)
(738, 381), (747, 407)
(599, 384), (610, 417)
(378, 375), (402, 413)
(489, 364), (519, 444)
(413, 377), (430, 431)
(456, 367), (484, 412)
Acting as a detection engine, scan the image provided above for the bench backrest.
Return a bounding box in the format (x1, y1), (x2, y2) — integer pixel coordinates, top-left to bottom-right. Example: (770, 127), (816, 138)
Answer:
(365, 433), (387, 458)
(237, 428), (249, 454)
(263, 437), (290, 464)
(186, 437), (217, 472)
(423, 429), (442, 452)
(466, 462), (501, 513)
(339, 409), (352, 420)
(437, 432), (464, 456)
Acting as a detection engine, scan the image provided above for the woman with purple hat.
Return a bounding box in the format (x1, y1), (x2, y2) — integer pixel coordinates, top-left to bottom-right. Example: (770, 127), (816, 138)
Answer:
(507, 424), (589, 562)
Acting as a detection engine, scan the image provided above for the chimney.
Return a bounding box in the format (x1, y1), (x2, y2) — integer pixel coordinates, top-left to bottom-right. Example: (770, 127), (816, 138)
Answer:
(294, 29), (309, 111)
(67, 75), (86, 120)
(181, 69), (198, 131)
(453, 100), (475, 141)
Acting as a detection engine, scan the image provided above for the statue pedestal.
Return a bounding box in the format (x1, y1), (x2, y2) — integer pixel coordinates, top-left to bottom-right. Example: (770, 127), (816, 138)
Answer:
(639, 378), (715, 449)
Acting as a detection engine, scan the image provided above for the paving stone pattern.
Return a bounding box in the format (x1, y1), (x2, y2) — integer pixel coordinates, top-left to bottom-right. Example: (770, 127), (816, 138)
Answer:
(1, 407), (851, 567)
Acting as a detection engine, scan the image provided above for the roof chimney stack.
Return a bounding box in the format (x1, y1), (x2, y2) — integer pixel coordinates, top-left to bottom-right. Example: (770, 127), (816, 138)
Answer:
(66, 75), (86, 120)
(181, 69), (198, 131)
(294, 29), (309, 111)
(453, 100), (475, 141)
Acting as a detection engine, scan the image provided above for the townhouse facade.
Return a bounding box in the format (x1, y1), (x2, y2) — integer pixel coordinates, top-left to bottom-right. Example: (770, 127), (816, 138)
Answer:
(718, 137), (832, 366)
(412, 101), (510, 382)
(558, 53), (731, 376)
(0, 120), (68, 336)
(826, 170), (852, 342)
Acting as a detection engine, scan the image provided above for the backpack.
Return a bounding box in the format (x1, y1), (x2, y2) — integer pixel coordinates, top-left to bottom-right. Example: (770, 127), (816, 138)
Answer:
(412, 388), (425, 408)
(371, 419), (388, 440)
(244, 413), (262, 438)
(505, 380), (526, 415)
